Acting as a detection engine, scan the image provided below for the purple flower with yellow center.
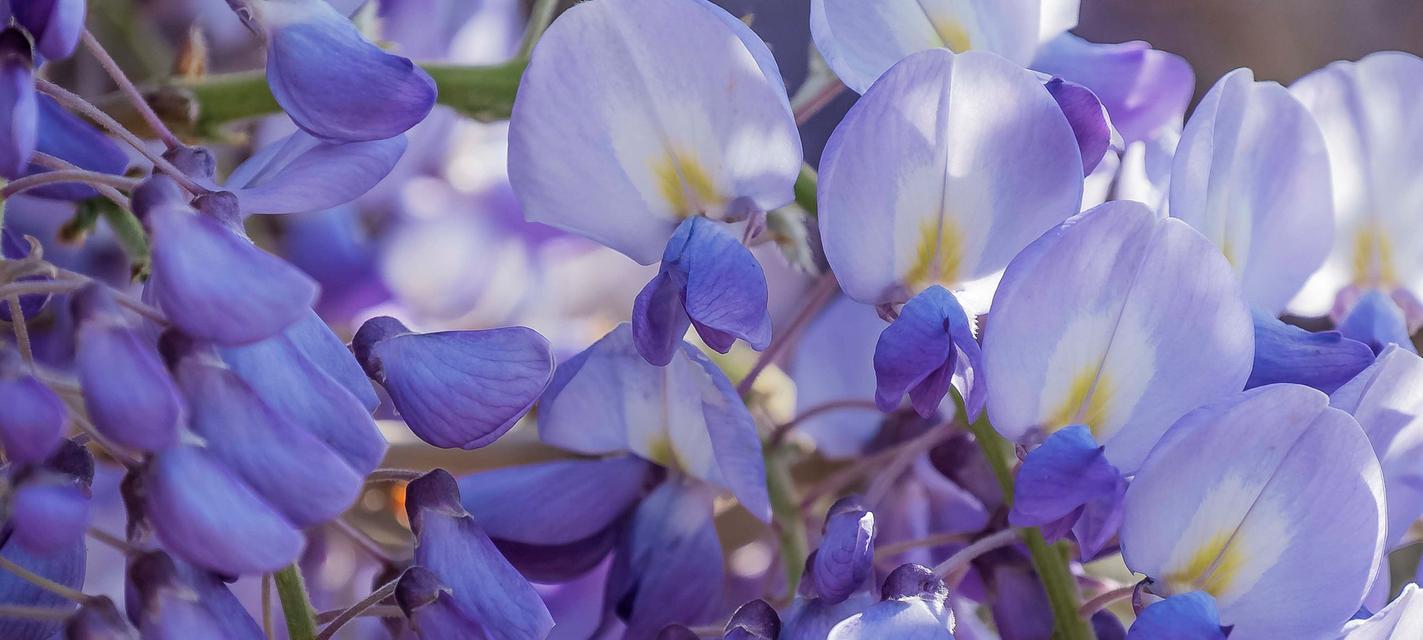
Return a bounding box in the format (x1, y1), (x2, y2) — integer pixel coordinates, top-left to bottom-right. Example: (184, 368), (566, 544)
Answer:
(509, 0), (802, 364)
(228, 0), (436, 142)
(1121, 384), (1385, 638)
(1291, 52), (1423, 340)
(818, 48), (1085, 417)
(984, 200), (1254, 552)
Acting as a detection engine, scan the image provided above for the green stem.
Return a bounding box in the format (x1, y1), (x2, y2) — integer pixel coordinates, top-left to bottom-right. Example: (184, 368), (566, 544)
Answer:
(765, 446), (807, 597)
(966, 412), (1095, 640)
(516, 0), (560, 60)
(793, 164), (818, 217)
(100, 61), (528, 140)
(273, 564), (318, 640)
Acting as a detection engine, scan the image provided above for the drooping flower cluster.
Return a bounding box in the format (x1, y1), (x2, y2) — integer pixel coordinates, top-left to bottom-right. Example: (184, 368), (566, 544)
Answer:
(3, 0), (1423, 639)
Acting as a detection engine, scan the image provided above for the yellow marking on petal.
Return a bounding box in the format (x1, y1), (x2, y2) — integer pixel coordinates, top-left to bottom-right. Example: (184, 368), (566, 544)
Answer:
(1165, 532), (1245, 598)
(645, 433), (682, 472)
(654, 151), (721, 217)
(1046, 367), (1112, 436)
(931, 17), (972, 53)
(904, 217), (963, 288)
(1352, 224), (1397, 287)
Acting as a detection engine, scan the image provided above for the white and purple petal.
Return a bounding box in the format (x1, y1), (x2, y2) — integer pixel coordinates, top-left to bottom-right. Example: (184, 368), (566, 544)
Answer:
(509, 0), (801, 264)
(227, 131), (407, 215)
(1120, 384), (1385, 638)
(1031, 33), (1193, 144)
(1169, 68), (1333, 314)
(819, 49), (1083, 305)
(982, 200), (1254, 472)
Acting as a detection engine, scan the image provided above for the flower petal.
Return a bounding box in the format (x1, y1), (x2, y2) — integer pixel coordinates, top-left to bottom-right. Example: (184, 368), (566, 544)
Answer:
(0, 365), (66, 465)
(1339, 289), (1417, 356)
(0, 28), (36, 179)
(508, 0), (801, 264)
(169, 340), (362, 526)
(632, 269), (692, 367)
(1169, 68), (1334, 314)
(353, 316), (554, 449)
(1008, 425), (1121, 534)
(540, 324), (770, 521)
(829, 564), (953, 639)
(982, 200), (1254, 472)
(1120, 384), (1385, 637)
(1126, 592), (1230, 640)
(1340, 582), (1423, 639)
(609, 480), (725, 637)
(1044, 76), (1112, 174)
(395, 566), (485, 639)
(250, 0), (435, 142)
(457, 455), (651, 546)
(230, 131), (407, 215)
(144, 194), (318, 345)
(220, 329), (387, 475)
(874, 285), (980, 418)
(1330, 345), (1423, 548)
(406, 470), (553, 640)
(74, 288), (184, 452)
(1290, 52), (1423, 316)
(142, 446), (304, 575)
(12, 0), (83, 60)
(672, 217), (771, 355)
(23, 94), (130, 200)
(1246, 309), (1374, 394)
(1031, 33), (1193, 143)
(818, 49), (1083, 305)
(813, 497), (877, 605)
(282, 309), (380, 411)
(790, 296), (888, 459)
(9, 477), (89, 555)
(810, 0), (1047, 93)
(0, 534), (84, 640)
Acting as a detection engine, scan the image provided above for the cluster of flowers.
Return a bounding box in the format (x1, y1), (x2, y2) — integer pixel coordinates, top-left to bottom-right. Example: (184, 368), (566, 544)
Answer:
(2, 0), (1423, 638)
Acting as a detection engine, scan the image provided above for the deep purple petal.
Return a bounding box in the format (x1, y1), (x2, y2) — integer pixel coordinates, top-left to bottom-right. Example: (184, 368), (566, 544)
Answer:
(220, 329), (386, 475)
(0, 371), (66, 464)
(632, 269), (692, 366)
(257, 0), (436, 142)
(874, 285), (976, 418)
(24, 94), (130, 200)
(1247, 309), (1375, 394)
(147, 205), (318, 345)
(813, 505), (876, 604)
(1071, 479), (1127, 560)
(395, 566), (486, 639)
(0, 28), (37, 179)
(1340, 289), (1418, 356)
(457, 455), (650, 546)
(230, 131), (407, 215)
(170, 345), (362, 526)
(128, 551), (261, 640)
(354, 316), (554, 449)
(142, 446), (304, 575)
(12, 0), (84, 60)
(75, 298), (184, 452)
(724, 599), (781, 640)
(1032, 34), (1194, 144)
(405, 470), (554, 640)
(1044, 76), (1112, 174)
(1009, 425), (1123, 532)
(9, 478), (89, 555)
(610, 480), (725, 638)
(671, 217), (772, 354)
(1127, 592), (1230, 639)
(0, 534), (84, 640)
(282, 309), (380, 411)
(492, 525), (622, 584)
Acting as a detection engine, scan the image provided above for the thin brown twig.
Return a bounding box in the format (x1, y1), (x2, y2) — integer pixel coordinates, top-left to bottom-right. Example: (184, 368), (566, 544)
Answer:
(768, 398), (880, 447)
(1, 170), (139, 199)
(81, 30), (184, 149)
(737, 273), (838, 396)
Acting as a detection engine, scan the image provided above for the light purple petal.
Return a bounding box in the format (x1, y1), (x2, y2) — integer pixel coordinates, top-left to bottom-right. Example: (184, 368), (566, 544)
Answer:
(9, 478), (89, 555)
(982, 200), (1254, 472)
(0, 29), (36, 179)
(610, 480), (725, 637)
(253, 0), (435, 142)
(819, 49), (1083, 305)
(1339, 289), (1417, 355)
(789, 296), (888, 459)
(12, 0), (84, 60)
(282, 309), (380, 411)
(75, 315), (184, 453)
(0, 371), (66, 464)
(353, 316), (554, 449)
(1247, 308), (1374, 394)
(26, 94), (131, 200)
(1340, 583), (1423, 639)
(230, 131), (407, 215)
(508, 0), (800, 264)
